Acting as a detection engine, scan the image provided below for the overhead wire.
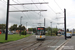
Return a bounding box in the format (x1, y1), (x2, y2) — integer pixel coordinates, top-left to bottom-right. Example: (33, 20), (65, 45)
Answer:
(31, 0), (45, 26)
(54, 0), (63, 13)
(16, 0), (44, 17)
(54, 0), (64, 28)
(31, 0), (39, 10)
(31, 0), (44, 17)
(12, 0), (33, 26)
(16, 0), (43, 25)
(13, 0), (43, 26)
(3, 0), (32, 25)
(43, 0), (56, 21)
(3, 0), (44, 26)
(43, 0), (60, 27)
(16, 0), (40, 21)
(12, 0), (31, 19)
(43, 0), (58, 24)
(31, 0), (46, 26)
(43, 0), (56, 14)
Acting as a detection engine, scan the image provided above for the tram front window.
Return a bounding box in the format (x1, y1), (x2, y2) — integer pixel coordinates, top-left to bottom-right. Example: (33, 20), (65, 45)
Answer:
(37, 30), (45, 35)
(36, 27), (45, 35)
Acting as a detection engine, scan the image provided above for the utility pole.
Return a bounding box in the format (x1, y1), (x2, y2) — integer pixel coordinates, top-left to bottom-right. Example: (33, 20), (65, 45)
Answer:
(64, 8), (67, 40)
(56, 25), (57, 36)
(44, 18), (45, 34)
(20, 16), (23, 36)
(44, 18), (45, 27)
(50, 22), (52, 36)
(5, 0), (10, 40)
(26, 22), (28, 29)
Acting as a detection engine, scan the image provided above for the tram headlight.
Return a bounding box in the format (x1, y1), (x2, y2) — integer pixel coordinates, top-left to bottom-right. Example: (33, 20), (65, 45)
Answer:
(36, 36), (39, 38)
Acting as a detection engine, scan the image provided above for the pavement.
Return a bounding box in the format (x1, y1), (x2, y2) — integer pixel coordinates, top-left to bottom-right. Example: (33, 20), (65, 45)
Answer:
(0, 35), (67, 50)
(61, 36), (75, 50)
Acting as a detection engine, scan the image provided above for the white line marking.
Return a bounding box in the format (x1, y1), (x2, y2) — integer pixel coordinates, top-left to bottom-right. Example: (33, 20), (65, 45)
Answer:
(55, 39), (70, 50)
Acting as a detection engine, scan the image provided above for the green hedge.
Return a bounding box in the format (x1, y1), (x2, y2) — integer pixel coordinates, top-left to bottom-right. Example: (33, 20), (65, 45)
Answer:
(21, 31), (27, 35)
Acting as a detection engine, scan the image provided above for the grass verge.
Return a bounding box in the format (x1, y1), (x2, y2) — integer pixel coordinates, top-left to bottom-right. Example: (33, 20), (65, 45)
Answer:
(0, 34), (32, 43)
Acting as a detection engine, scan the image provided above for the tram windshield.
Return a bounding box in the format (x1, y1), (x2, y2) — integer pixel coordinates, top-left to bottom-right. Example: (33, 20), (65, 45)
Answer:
(36, 27), (45, 35)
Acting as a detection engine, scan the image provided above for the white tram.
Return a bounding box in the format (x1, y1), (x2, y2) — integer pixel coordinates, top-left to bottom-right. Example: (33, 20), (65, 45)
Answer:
(36, 27), (46, 40)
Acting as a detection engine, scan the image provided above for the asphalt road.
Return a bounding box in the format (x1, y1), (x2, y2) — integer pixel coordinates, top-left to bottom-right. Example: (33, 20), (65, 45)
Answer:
(0, 35), (66, 50)
(61, 36), (75, 50)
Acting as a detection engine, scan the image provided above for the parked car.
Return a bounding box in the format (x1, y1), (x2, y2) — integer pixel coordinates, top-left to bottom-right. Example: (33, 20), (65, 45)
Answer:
(57, 32), (61, 36)
(66, 33), (72, 38)
(61, 32), (65, 35)
(8, 31), (13, 35)
(72, 33), (75, 36)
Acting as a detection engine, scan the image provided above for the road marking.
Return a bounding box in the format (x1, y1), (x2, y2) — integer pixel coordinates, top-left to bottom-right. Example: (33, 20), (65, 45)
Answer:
(59, 39), (71, 50)
(55, 39), (70, 50)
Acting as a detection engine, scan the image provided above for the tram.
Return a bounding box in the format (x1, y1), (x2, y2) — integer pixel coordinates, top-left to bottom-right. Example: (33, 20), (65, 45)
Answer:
(36, 27), (46, 40)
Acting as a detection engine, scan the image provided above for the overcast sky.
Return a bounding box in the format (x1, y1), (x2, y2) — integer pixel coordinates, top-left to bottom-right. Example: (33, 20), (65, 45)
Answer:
(0, 0), (75, 30)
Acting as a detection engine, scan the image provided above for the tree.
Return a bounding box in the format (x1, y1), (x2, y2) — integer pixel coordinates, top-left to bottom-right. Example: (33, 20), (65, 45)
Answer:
(28, 28), (33, 31)
(0, 24), (6, 33)
(33, 28), (36, 33)
(21, 26), (26, 30)
(0, 24), (6, 29)
(9, 24), (17, 31)
(45, 27), (51, 31)
(9, 24), (26, 31)
(52, 28), (57, 33)
(17, 25), (26, 30)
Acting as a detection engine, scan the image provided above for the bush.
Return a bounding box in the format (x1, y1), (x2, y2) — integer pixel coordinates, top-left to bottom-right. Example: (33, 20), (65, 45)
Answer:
(48, 30), (51, 35)
(21, 31), (27, 35)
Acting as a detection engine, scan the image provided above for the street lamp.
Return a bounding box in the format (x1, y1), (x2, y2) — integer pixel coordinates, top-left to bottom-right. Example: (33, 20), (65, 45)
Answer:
(26, 22), (28, 29)
(55, 12), (61, 36)
(20, 16), (23, 25)
(50, 22), (52, 36)
(20, 16), (23, 36)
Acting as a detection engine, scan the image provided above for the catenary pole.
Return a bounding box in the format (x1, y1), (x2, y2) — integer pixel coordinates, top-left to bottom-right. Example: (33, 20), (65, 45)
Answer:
(5, 0), (10, 40)
(64, 8), (67, 40)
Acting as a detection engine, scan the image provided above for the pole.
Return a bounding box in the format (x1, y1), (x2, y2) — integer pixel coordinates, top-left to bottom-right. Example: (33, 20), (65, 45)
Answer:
(44, 18), (45, 34)
(44, 18), (45, 27)
(56, 25), (57, 36)
(64, 8), (67, 40)
(26, 22), (28, 29)
(20, 17), (21, 36)
(5, 0), (10, 40)
(20, 16), (22, 36)
(50, 22), (52, 36)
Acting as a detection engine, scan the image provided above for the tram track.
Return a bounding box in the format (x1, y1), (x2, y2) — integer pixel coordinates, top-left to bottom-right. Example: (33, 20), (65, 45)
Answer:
(21, 36), (61, 50)
(30, 41), (44, 50)
(20, 41), (40, 50)
(35, 36), (61, 50)
(0, 35), (64, 50)
(20, 41), (44, 50)
(0, 41), (39, 50)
